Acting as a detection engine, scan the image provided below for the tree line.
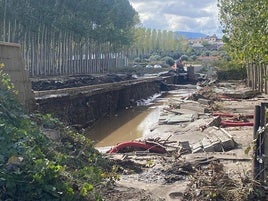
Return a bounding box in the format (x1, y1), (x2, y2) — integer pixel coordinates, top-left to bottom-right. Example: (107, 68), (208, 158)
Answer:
(0, 0), (193, 76)
(130, 27), (189, 60)
(0, 0), (138, 76)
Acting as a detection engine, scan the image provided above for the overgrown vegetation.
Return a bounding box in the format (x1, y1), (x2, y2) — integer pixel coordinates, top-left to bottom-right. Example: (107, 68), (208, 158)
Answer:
(216, 68), (247, 81)
(0, 64), (116, 200)
(215, 60), (247, 80)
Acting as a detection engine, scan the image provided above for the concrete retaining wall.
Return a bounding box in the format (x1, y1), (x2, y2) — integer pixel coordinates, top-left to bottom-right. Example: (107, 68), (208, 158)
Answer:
(36, 77), (175, 128)
(0, 42), (34, 110)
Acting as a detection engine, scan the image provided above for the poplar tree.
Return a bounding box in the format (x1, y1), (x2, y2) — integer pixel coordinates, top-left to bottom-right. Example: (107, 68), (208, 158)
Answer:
(0, 0), (138, 76)
(218, 0), (268, 63)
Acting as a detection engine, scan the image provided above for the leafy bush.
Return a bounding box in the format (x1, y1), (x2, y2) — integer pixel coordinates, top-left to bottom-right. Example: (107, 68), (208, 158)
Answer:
(133, 57), (141, 63)
(149, 54), (161, 62)
(180, 55), (189, 61)
(161, 56), (175, 66)
(213, 60), (247, 80)
(0, 63), (115, 200)
(217, 67), (247, 80)
(190, 55), (197, 61)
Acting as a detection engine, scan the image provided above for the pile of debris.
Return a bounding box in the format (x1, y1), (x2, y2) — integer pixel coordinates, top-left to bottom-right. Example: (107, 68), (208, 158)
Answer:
(191, 126), (236, 153)
(102, 78), (266, 200)
(183, 161), (261, 201)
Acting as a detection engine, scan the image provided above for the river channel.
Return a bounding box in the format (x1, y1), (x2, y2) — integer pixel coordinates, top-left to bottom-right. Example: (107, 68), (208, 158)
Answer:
(87, 88), (195, 148)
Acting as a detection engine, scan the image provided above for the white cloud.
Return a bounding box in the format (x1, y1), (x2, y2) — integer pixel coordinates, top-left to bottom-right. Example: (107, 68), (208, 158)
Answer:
(129, 0), (222, 36)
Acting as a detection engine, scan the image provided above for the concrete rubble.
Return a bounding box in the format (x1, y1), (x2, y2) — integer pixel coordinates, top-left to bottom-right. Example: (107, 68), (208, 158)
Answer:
(104, 80), (267, 201)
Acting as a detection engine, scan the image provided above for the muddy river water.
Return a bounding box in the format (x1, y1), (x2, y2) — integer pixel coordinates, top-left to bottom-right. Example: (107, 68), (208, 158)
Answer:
(86, 106), (160, 147)
(87, 88), (195, 147)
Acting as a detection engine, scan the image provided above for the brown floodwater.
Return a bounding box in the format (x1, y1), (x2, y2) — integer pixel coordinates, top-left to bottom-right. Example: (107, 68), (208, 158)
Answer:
(86, 88), (195, 148)
(86, 106), (160, 147)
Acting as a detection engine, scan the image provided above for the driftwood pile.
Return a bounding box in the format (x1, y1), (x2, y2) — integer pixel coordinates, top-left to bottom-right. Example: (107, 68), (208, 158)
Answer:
(183, 161), (261, 201)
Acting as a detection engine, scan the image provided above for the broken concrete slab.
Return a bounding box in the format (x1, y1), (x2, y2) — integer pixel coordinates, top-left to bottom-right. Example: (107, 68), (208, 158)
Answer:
(180, 102), (207, 114)
(217, 128), (236, 150)
(204, 141), (222, 152)
(207, 116), (221, 127)
(202, 136), (222, 152)
(163, 108), (183, 115)
(191, 126), (235, 153)
(162, 113), (198, 124)
(202, 137), (214, 152)
(177, 116), (221, 133)
(192, 141), (203, 153)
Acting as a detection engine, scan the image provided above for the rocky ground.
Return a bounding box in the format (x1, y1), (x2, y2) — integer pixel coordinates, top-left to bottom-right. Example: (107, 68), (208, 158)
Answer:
(100, 80), (267, 201)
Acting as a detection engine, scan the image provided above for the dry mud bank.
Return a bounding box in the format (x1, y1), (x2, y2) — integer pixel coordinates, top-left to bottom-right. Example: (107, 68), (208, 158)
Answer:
(102, 80), (267, 201)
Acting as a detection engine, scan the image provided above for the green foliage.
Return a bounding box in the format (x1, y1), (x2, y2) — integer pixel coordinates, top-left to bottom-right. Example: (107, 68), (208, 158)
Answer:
(218, 0), (268, 63)
(0, 63), (17, 95)
(134, 57), (142, 63)
(0, 67), (115, 200)
(34, 113), (62, 129)
(131, 27), (188, 59)
(190, 55), (197, 61)
(180, 55), (189, 61)
(149, 54), (161, 62)
(217, 67), (247, 81)
(161, 56), (175, 66)
(0, 0), (138, 46)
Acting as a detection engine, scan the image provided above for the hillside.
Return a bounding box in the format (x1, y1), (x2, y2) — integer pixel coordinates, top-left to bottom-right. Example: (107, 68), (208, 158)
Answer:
(177, 31), (208, 39)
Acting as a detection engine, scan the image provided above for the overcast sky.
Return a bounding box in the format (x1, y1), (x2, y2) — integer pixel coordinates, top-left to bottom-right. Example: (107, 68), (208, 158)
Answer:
(129, 0), (222, 37)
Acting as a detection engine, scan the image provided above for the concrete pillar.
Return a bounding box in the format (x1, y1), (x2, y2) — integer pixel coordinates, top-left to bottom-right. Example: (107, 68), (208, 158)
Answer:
(187, 66), (195, 81)
(0, 42), (34, 111)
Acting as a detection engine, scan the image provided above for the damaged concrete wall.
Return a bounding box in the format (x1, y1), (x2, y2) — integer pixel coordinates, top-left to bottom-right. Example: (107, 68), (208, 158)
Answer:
(0, 42), (34, 111)
(36, 80), (166, 127)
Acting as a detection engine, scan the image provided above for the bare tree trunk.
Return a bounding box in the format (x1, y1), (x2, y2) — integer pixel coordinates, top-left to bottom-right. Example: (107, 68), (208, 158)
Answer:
(62, 31), (67, 75)
(7, 20), (11, 42)
(11, 19), (17, 42)
(265, 64), (268, 94)
(3, 0), (7, 41)
(260, 63), (264, 93)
